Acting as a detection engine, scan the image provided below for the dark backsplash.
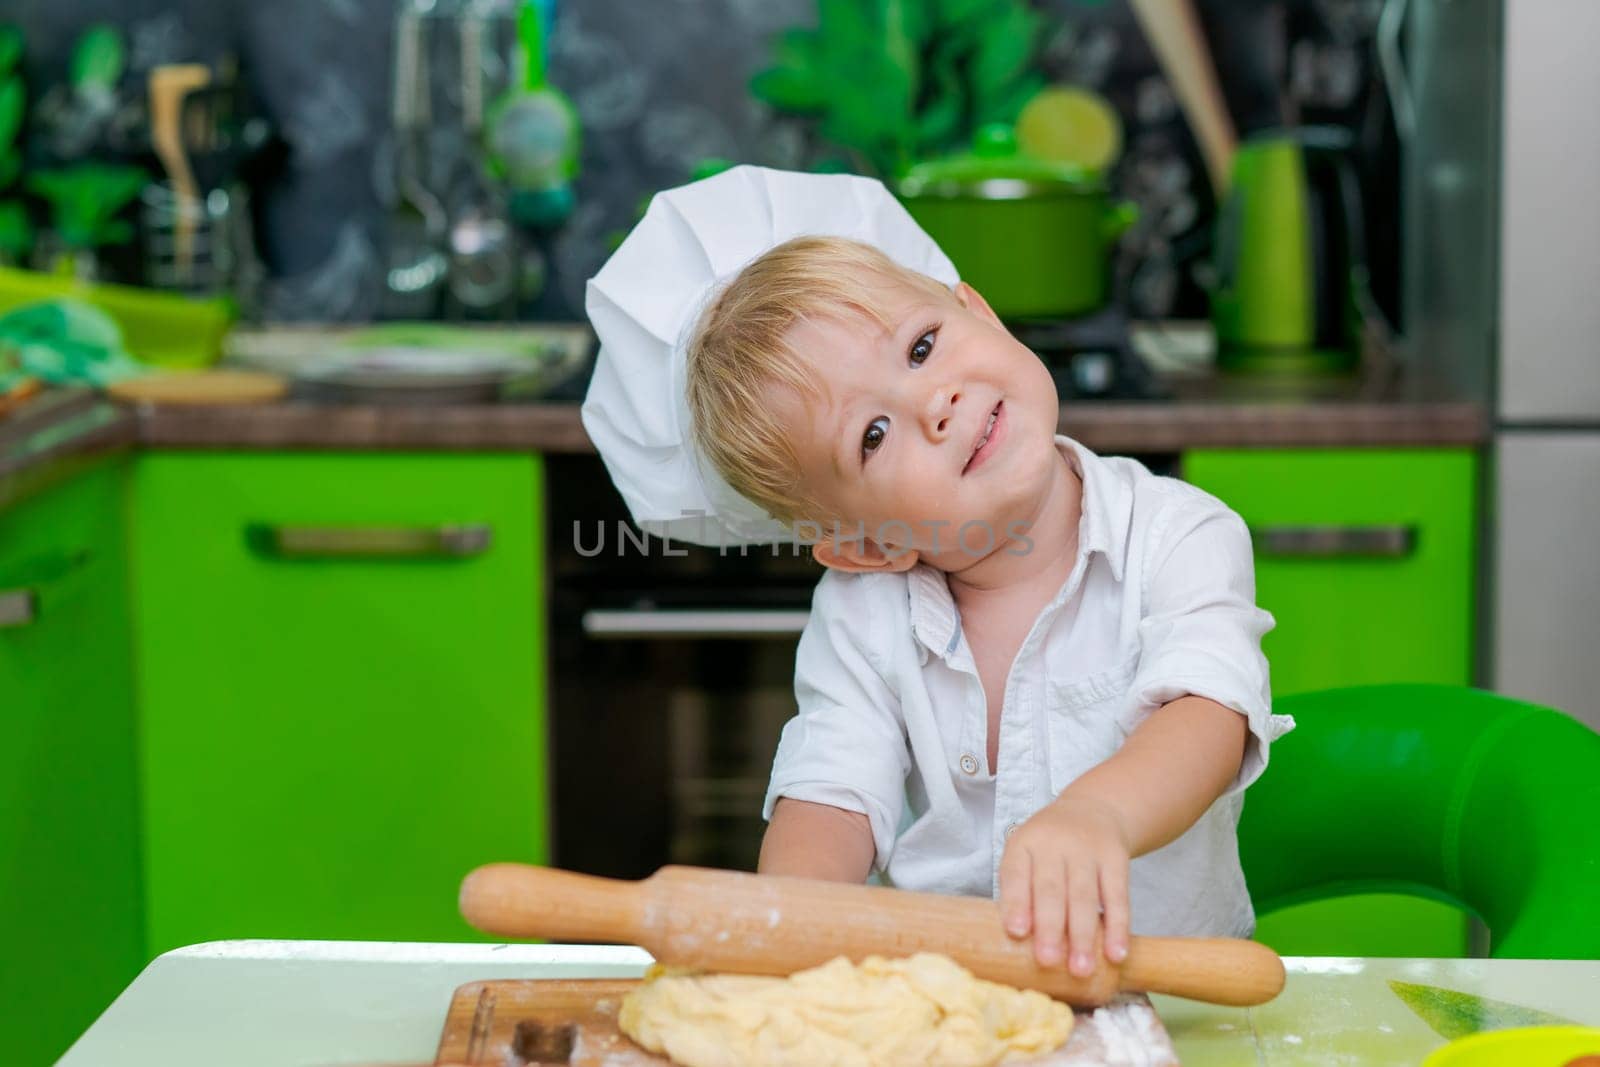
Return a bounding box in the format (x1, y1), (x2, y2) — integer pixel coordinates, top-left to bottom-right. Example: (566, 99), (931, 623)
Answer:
(7, 0), (1398, 326)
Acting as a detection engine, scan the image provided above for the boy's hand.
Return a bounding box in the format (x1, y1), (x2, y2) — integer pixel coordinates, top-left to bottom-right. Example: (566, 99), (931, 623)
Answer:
(997, 795), (1132, 976)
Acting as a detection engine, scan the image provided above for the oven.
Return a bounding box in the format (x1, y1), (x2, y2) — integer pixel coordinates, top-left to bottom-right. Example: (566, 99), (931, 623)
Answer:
(546, 454), (820, 878)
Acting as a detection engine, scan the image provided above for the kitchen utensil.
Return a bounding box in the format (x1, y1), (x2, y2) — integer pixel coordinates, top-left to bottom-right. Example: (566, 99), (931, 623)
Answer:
(140, 180), (221, 295)
(447, 206), (517, 312)
(1209, 126), (1384, 374)
(458, 863), (1287, 1008)
(106, 369), (287, 406)
(896, 124), (1137, 321)
(1127, 0), (1236, 196)
(485, 0), (580, 228)
(1377, 0), (1416, 144)
(433, 978), (1181, 1066)
(160, 75), (273, 310)
(180, 84), (223, 188)
(142, 84), (243, 295)
(147, 64), (212, 273)
(179, 83), (251, 196)
(386, 8), (449, 318)
(291, 346), (531, 404)
(449, 13), (518, 313)
(224, 321), (592, 400)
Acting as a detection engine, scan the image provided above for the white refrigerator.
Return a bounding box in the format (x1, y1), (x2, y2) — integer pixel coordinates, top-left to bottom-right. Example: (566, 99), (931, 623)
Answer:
(1401, 0), (1599, 730)
(1491, 1), (1600, 730)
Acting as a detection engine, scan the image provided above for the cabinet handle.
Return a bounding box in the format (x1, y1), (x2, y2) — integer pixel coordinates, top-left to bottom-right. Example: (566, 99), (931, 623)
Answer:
(581, 608), (810, 639)
(246, 523), (493, 559)
(1250, 524), (1418, 559)
(0, 589), (37, 628)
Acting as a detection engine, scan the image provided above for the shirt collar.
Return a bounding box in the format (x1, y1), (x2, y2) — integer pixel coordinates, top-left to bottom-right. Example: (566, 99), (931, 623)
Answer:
(906, 565), (958, 663)
(904, 435), (1132, 663)
(1058, 434), (1132, 585)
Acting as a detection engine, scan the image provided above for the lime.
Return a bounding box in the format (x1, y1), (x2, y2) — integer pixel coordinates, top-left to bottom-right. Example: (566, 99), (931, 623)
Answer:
(1016, 86), (1124, 172)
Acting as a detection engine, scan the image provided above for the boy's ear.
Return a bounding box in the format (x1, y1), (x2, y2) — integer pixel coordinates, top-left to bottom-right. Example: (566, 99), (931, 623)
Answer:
(954, 281), (1003, 327)
(812, 536), (920, 574)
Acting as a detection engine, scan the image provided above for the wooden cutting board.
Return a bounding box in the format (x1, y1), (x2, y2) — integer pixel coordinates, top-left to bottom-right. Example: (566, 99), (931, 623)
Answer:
(434, 979), (1180, 1067)
(106, 370), (289, 406)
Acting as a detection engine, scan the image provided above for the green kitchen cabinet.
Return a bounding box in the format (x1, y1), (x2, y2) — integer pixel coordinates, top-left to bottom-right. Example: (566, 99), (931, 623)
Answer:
(0, 462), (144, 1066)
(130, 452), (549, 956)
(1184, 448), (1478, 958)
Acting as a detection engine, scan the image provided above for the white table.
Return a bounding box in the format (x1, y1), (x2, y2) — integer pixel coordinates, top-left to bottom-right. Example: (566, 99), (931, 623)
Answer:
(60, 941), (652, 1066)
(61, 941), (1600, 1066)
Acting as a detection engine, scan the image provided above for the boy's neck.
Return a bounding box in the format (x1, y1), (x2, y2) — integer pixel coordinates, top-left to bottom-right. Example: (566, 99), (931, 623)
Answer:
(944, 445), (1083, 601)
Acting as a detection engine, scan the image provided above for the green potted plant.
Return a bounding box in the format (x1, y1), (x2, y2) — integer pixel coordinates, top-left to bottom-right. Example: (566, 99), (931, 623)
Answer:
(749, 0), (1046, 179)
(22, 24), (145, 279)
(26, 163), (146, 279)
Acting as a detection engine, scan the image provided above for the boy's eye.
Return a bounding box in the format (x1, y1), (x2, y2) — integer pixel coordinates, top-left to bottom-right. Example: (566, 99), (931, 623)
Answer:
(909, 329), (936, 365)
(862, 416), (889, 457)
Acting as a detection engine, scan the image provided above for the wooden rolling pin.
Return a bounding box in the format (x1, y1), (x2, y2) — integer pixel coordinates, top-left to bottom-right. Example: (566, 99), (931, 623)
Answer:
(460, 863), (1285, 1008)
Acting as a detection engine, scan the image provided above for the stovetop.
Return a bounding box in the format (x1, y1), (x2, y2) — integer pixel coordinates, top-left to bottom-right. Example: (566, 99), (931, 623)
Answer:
(1006, 305), (1168, 403)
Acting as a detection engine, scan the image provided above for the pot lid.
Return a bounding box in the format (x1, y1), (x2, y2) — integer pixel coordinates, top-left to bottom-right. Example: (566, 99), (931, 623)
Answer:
(896, 124), (1103, 199)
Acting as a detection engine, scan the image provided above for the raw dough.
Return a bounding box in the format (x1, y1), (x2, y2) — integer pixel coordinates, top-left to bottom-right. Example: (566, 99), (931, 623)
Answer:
(618, 953), (1074, 1067)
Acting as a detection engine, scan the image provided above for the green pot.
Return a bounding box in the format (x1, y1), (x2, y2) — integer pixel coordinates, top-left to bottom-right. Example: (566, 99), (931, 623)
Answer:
(895, 126), (1136, 321)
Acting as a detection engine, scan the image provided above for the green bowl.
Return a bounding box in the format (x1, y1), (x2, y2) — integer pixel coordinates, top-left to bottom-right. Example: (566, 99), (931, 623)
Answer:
(1423, 1026), (1600, 1067)
(0, 266), (234, 369)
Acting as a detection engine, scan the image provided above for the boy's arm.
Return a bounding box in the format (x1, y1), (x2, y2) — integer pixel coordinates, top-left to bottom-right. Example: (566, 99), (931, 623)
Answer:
(760, 571), (909, 886)
(997, 697), (1246, 974)
(758, 797), (876, 882)
(1001, 496), (1279, 976)
(1067, 693), (1248, 855)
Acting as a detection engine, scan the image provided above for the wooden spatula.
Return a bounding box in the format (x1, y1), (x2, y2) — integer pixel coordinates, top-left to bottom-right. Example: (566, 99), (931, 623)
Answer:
(459, 863), (1285, 1008)
(148, 63), (212, 273)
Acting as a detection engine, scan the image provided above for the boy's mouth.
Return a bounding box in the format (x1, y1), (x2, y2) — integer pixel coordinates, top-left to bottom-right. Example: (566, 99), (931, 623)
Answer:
(962, 400), (1004, 475)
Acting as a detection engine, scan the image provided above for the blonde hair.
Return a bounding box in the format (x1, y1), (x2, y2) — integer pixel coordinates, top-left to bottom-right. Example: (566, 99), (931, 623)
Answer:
(685, 235), (952, 525)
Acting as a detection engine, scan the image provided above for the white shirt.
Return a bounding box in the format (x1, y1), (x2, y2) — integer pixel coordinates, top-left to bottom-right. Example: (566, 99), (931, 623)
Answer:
(763, 436), (1294, 938)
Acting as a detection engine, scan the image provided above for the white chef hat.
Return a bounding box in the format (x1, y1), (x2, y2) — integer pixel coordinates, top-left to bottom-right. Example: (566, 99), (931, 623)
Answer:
(580, 165), (960, 547)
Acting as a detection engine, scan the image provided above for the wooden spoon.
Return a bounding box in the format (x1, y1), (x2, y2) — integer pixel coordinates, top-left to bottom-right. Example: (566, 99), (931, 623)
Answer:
(459, 863), (1286, 1008)
(1128, 0), (1238, 196)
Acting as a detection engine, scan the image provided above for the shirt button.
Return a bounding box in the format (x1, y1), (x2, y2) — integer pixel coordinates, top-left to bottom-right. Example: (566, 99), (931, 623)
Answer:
(1004, 822), (1019, 840)
(959, 754), (980, 775)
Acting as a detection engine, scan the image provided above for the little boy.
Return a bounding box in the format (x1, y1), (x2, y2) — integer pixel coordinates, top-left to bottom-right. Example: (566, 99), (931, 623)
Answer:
(583, 166), (1291, 980)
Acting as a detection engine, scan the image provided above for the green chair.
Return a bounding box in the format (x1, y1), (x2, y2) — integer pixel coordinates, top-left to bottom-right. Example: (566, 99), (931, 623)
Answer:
(1239, 684), (1600, 959)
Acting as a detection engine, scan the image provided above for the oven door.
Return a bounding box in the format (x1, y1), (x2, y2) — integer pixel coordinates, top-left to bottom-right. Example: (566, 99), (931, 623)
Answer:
(552, 583), (813, 878)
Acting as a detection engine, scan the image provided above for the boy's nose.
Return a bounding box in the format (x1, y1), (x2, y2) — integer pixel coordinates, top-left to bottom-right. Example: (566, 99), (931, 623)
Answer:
(923, 385), (960, 438)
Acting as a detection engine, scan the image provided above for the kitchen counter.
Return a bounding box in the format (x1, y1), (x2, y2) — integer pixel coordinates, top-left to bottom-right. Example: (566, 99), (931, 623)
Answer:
(1, 367), (1488, 511)
(59, 940), (1600, 1067)
(0, 389), (136, 513)
(134, 390), (1486, 455)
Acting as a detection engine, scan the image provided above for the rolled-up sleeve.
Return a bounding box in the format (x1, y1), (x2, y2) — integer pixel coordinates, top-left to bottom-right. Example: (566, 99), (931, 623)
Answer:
(762, 572), (911, 869)
(1129, 493), (1294, 794)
